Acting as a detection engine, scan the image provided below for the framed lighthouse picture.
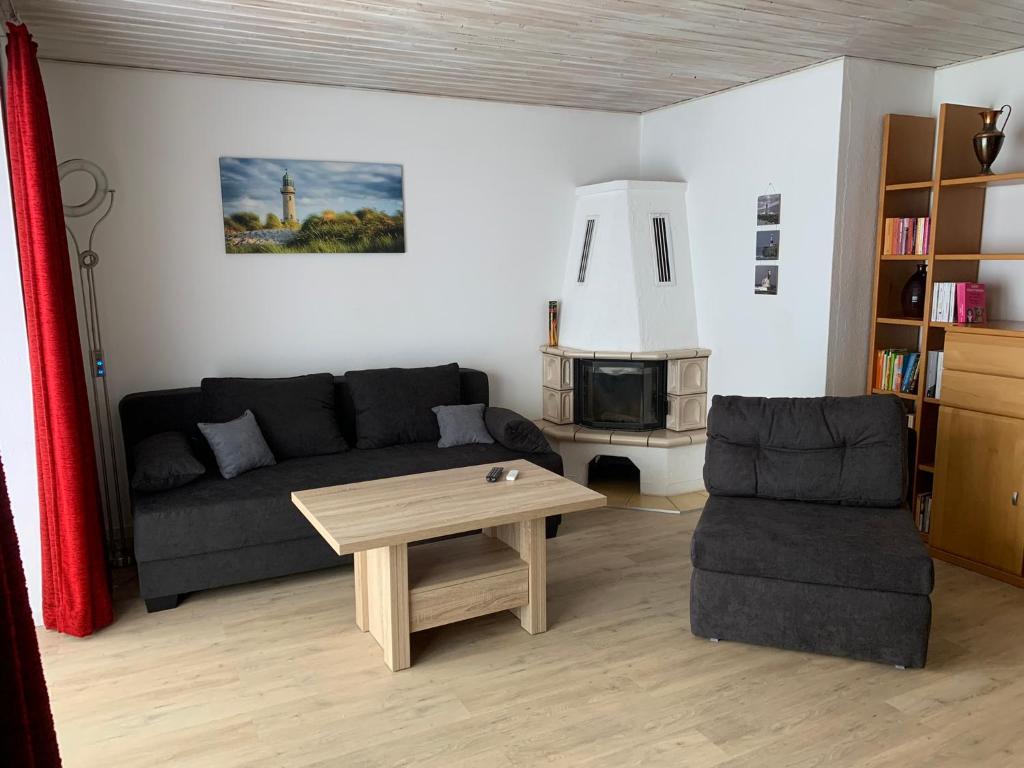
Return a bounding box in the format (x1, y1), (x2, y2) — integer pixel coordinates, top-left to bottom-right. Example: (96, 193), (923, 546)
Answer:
(219, 157), (405, 253)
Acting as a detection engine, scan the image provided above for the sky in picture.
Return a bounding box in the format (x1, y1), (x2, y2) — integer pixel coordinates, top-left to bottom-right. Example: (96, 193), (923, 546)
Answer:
(219, 157), (404, 220)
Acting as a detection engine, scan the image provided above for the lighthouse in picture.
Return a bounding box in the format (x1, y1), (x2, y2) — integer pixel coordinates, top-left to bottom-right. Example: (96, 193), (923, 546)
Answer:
(280, 169), (298, 225)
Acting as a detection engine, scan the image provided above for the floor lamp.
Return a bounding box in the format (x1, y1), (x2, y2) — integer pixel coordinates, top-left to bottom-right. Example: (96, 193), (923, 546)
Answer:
(60, 159), (131, 567)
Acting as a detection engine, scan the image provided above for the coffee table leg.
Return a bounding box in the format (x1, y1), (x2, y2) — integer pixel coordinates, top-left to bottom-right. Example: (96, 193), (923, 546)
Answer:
(354, 550), (369, 632)
(365, 543), (411, 671)
(519, 518), (547, 634)
(485, 518), (547, 634)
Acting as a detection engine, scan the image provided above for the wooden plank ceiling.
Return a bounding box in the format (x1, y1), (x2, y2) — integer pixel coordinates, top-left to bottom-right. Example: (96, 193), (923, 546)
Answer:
(17, 0), (1024, 112)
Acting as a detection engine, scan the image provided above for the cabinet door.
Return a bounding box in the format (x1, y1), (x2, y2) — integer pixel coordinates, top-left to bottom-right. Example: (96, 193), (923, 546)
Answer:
(931, 407), (1024, 575)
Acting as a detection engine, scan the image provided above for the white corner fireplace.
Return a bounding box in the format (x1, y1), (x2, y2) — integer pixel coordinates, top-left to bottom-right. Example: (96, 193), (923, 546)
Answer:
(538, 180), (710, 497)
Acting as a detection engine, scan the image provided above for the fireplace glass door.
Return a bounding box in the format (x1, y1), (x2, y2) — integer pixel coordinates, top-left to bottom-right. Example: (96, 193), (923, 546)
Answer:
(575, 359), (667, 431)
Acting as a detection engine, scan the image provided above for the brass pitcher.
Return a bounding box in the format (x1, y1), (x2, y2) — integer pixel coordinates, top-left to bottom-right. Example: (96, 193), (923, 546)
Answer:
(973, 104), (1012, 175)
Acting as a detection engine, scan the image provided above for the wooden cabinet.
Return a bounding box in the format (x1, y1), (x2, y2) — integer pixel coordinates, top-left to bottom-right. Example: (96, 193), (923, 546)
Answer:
(931, 408), (1024, 575)
(930, 327), (1024, 585)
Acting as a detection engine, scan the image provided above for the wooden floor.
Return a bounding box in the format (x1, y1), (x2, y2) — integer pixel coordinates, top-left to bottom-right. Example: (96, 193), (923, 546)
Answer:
(39, 506), (1024, 768)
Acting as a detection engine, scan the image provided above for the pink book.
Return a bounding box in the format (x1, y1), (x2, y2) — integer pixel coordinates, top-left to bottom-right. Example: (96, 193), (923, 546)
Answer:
(956, 282), (986, 324)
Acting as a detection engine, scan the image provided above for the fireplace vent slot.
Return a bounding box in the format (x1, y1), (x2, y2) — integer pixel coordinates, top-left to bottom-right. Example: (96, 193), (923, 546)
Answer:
(577, 218), (596, 283)
(652, 215), (672, 283)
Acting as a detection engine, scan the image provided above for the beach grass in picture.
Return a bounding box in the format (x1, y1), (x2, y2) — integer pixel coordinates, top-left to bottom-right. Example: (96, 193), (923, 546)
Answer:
(220, 157), (404, 253)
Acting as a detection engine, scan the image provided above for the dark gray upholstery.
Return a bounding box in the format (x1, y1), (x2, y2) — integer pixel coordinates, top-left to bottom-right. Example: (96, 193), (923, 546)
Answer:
(691, 394), (933, 668)
(138, 536), (344, 603)
(345, 363), (461, 449)
(120, 368), (564, 610)
(485, 407), (552, 454)
(130, 431), (206, 492)
(134, 441), (562, 562)
(704, 395), (906, 506)
(692, 496), (933, 595)
(690, 570), (932, 669)
(201, 373), (348, 459)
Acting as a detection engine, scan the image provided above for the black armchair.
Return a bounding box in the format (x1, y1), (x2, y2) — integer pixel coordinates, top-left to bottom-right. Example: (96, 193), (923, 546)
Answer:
(690, 395), (934, 668)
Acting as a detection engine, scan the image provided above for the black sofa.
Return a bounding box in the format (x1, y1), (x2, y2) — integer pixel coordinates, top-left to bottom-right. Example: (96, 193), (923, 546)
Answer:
(690, 395), (934, 668)
(120, 368), (563, 612)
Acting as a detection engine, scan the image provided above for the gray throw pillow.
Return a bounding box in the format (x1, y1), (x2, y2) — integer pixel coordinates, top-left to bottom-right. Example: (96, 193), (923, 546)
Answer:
(432, 403), (494, 448)
(197, 409), (276, 479)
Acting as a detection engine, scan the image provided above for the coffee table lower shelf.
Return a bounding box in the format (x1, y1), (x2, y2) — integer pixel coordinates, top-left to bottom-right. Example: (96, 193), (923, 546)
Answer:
(353, 517), (547, 671)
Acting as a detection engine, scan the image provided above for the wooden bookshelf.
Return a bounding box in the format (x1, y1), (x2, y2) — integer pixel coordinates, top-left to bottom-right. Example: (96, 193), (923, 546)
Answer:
(867, 105), (1024, 575)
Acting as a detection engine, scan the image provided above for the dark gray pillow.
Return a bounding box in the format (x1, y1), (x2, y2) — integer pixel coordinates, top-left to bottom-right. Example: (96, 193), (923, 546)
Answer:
(485, 407), (551, 453)
(201, 373), (347, 460)
(131, 431), (206, 492)
(345, 363), (461, 449)
(432, 403), (494, 448)
(197, 409), (276, 479)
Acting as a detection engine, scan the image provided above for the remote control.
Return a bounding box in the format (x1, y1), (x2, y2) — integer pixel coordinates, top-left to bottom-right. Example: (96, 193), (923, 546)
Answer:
(506, 469), (519, 481)
(486, 466), (504, 482)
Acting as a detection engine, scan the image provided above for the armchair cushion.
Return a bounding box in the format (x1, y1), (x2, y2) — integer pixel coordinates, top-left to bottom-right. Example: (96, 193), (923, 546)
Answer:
(704, 394), (906, 506)
(691, 495), (933, 596)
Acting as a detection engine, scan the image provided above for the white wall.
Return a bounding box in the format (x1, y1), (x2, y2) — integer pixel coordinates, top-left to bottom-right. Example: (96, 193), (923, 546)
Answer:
(639, 61), (846, 399)
(933, 48), (1024, 321)
(39, 61), (638, 418)
(828, 59), (935, 395)
(0, 100), (42, 623)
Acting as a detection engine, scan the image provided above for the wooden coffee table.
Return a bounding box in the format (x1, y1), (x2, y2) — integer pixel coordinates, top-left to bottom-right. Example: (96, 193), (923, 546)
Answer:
(291, 460), (606, 671)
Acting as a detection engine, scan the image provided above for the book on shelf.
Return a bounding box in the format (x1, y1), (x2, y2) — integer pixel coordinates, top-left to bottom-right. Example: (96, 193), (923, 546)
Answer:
(930, 282), (986, 324)
(915, 492), (932, 533)
(926, 350), (944, 398)
(874, 349), (920, 394)
(883, 217), (930, 256)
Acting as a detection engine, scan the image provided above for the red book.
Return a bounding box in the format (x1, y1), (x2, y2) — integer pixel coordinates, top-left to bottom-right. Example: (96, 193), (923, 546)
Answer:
(956, 282), (986, 324)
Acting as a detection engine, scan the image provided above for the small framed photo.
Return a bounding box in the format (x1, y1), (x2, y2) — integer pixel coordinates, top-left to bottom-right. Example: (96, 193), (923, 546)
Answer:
(757, 193), (781, 226)
(754, 265), (778, 295)
(755, 229), (780, 260)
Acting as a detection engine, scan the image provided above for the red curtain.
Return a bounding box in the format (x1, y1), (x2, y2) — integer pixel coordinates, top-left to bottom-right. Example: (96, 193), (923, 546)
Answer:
(5, 22), (112, 636)
(0, 456), (62, 767)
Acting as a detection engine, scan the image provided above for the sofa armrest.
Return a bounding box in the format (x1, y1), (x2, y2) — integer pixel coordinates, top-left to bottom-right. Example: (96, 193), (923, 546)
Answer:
(485, 407), (552, 454)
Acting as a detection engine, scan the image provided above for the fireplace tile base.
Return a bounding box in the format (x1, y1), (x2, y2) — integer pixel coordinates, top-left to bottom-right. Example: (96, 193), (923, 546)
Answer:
(537, 421), (706, 496)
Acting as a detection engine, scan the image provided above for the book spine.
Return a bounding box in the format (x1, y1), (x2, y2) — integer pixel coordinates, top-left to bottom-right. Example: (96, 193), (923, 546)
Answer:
(926, 350), (937, 397)
(956, 282), (966, 324)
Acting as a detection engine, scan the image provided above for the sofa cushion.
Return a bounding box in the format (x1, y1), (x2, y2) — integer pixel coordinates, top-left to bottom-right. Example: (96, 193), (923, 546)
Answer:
(691, 495), (933, 596)
(131, 431), (206, 492)
(485, 407), (551, 453)
(704, 394), (906, 506)
(197, 410), (277, 479)
(201, 373), (348, 460)
(133, 442), (563, 562)
(345, 363), (460, 449)
(433, 403), (494, 448)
